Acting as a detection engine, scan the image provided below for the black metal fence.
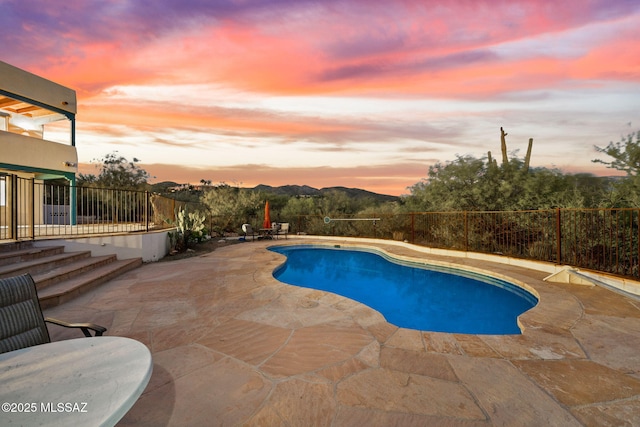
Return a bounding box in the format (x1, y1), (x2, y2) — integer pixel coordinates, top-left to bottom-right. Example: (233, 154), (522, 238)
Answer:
(0, 175), (204, 240)
(2, 175), (638, 279)
(284, 209), (640, 279)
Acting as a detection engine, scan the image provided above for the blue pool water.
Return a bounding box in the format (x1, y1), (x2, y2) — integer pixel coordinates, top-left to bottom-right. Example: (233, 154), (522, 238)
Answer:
(269, 245), (538, 334)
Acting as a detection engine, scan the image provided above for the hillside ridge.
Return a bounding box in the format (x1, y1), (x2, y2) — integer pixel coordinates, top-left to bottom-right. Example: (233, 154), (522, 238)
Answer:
(151, 181), (400, 203)
(251, 184), (399, 202)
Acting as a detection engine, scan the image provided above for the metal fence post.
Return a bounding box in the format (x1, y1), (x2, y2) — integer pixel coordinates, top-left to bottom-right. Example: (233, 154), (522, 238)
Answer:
(464, 211), (469, 252)
(145, 191), (150, 232)
(30, 178), (35, 239)
(10, 174), (17, 240)
(410, 213), (415, 244)
(556, 208), (562, 264)
(69, 179), (77, 226)
(637, 209), (640, 275)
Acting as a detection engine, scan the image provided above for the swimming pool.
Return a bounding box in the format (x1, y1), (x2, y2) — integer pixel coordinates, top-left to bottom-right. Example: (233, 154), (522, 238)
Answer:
(269, 245), (538, 334)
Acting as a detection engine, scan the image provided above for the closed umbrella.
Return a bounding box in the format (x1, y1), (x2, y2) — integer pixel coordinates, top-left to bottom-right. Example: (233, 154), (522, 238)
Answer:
(262, 201), (271, 229)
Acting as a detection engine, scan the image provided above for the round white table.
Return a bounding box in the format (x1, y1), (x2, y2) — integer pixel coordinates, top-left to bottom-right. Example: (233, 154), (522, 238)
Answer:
(0, 336), (152, 427)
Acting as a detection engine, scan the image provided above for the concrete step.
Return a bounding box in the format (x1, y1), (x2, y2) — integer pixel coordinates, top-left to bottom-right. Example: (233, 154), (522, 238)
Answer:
(38, 258), (142, 309)
(0, 251), (92, 279)
(0, 241), (35, 253)
(0, 245), (65, 267)
(0, 241), (143, 308)
(31, 254), (119, 291)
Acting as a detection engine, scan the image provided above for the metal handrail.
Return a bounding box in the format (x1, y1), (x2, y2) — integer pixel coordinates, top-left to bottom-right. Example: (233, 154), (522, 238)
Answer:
(0, 176), (206, 240)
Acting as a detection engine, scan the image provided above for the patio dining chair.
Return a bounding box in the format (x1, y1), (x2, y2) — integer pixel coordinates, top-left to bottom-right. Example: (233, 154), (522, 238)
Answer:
(0, 273), (106, 354)
(275, 223), (289, 239)
(241, 223), (257, 241)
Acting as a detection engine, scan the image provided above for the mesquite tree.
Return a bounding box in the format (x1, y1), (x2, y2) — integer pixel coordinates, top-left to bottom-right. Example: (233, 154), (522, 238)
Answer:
(593, 129), (640, 207)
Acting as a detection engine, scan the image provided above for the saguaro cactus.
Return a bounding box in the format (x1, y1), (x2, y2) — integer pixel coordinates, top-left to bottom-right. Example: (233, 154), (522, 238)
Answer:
(487, 151), (498, 168)
(524, 138), (533, 173)
(499, 128), (533, 172)
(500, 127), (509, 166)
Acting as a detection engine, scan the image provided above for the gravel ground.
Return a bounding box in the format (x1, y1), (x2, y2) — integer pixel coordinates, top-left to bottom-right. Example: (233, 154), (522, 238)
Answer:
(159, 236), (244, 261)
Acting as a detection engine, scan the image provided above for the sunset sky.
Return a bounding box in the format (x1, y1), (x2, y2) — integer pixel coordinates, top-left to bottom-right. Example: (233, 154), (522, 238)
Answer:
(2, 0), (639, 195)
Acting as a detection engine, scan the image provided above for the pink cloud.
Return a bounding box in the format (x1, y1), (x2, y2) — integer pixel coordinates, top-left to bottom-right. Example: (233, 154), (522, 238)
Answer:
(6, 0), (639, 196)
(6, 0), (637, 98)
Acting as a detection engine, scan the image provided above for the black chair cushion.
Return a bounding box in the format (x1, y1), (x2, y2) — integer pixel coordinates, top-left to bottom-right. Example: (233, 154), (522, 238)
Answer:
(0, 274), (50, 354)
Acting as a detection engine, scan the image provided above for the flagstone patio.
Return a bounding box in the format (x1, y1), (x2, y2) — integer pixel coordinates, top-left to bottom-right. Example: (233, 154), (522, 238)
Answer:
(43, 238), (640, 426)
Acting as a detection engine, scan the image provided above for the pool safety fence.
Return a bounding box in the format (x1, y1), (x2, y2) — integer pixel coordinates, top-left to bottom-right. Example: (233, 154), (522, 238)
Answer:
(283, 210), (640, 280)
(2, 174), (638, 280)
(0, 175), (207, 240)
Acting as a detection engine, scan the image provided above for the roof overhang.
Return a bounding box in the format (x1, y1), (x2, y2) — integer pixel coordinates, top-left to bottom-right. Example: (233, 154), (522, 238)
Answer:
(0, 61), (76, 118)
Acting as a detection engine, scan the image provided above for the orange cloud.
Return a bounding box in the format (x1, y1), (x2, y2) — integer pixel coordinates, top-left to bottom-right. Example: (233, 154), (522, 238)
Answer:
(8, 0), (639, 197)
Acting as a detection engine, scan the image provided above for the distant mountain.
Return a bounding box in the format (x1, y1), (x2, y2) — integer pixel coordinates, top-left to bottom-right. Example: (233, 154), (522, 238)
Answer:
(151, 181), (400, 204)
(251, 184), (399, 203)
(150, 181), (180, 192)
(252, 184), (320, 196)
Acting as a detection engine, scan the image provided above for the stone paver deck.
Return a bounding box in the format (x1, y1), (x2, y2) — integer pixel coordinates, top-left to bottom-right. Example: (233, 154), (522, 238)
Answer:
(44, 238), (640, 426)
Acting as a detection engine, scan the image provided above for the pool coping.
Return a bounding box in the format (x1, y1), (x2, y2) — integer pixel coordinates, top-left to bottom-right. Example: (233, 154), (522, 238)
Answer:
(268, 241), (541, 334)
(264, 237), (638, 347)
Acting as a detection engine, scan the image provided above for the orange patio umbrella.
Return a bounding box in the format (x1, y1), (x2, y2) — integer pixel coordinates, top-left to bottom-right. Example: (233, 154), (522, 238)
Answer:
(262, 200), (271, 229)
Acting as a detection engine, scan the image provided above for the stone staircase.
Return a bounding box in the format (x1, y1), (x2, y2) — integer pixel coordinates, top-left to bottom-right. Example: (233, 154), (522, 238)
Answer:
(0, 242), (142, 309)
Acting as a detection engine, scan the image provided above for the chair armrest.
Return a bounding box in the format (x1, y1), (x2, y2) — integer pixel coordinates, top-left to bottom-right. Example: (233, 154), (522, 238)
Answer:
(45, 317), (107, 337)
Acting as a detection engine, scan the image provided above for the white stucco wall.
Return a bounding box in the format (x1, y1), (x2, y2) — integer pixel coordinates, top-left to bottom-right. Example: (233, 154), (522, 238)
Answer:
(33, 230), (172, 262)
(1, 60), (78, 177)
(0, 132), (78, 174)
